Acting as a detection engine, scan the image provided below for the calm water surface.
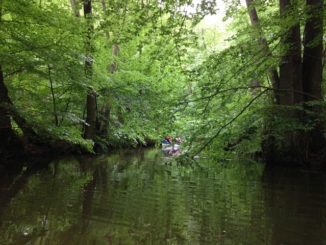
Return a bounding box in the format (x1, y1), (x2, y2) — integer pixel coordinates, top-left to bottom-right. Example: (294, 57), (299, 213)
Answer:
(0, 149), (326, 244)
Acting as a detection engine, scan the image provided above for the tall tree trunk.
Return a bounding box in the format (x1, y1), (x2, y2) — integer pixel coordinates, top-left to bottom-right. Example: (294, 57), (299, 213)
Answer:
(263, 0), (303, 164)
(0, 0), (13, 154)
(70, 0), (80, 17)
(84, 91), (97, 139)
(83, 0), (97, 140)
(48, 65), (59, 126)
(0, 66), (40, 155)
(0, 9), (33, 154)
(245, 0), (280, 103)
(96, 43), (120, 138)
(302, 0), (323, 101)
(94, 2), (113, 140)
(302, 0), (325, 158)
(264, 0), (325, 165)
(279, 0), (303, 105)
(0, 66), (16, 154)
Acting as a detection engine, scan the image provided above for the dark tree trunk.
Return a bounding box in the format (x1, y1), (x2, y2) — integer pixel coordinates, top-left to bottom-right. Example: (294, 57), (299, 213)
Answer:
(48, 65), (59, 127)
(83, 0), (97, 140)
(302, 0), (325, 158)
(0, 65), (39, 153)
(0, 66), (12, 131)
(0, 1), (15, 154)
(93, 2), (114, 140)
(245, 0), (280, 103)
(263, 0), (325, 165)
(83, 0), (92, 18)
(0, 66), (17, 155)
(84, 91), (97, 139)
(279, 0), (303, 105)
(263, 0), (303, 164)
(0, 66), (41, 157)
(303, 0), (323, 101)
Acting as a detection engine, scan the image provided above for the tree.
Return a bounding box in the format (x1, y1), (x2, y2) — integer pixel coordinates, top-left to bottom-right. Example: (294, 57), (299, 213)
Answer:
(70, 0), (80, 17)
(264, 0), (325, 164)
(181, 0), (325, 165)
(0, 65), (19, 154)
(83, 0), (97, 141)
(0, 2), (18, 154)
(0, 0), (94, 157)
(245, 0), (280, 103)
(301, 0), (325, 158)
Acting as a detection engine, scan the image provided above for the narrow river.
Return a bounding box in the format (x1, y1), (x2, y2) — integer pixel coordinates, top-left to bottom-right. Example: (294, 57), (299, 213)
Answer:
(0, 149), (325, 244)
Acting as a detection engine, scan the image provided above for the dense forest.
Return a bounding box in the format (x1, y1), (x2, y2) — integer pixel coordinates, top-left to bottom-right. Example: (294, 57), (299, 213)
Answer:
(0, 0), (325, 167)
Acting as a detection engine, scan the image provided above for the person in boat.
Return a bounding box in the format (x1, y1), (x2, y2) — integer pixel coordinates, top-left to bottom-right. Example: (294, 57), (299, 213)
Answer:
(162, 136), (183, 156)
(167, 136), (173, 144)
(175, 137), (182, 145)
(162, 136), (172, 145)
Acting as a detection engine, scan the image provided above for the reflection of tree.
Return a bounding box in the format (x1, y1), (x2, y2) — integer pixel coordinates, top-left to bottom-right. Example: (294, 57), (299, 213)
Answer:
(0, 167), (30, 225)
(0, 160), (52, 227)
(9, 150), (325, 244)
(262, 166), (326, 244)
(0, 158), (92, 244)
(81, 167), (98, 232)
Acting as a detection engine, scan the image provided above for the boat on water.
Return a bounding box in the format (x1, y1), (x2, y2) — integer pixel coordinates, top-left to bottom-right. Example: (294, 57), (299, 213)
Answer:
(161, 143), (181, 155)
(161, 136), (182, 155)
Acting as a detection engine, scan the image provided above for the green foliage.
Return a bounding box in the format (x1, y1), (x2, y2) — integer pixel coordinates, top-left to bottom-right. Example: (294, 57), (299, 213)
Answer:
(2, 0), (324, 160)
(1, 0), (212, 150)
(172, 0), (326, 161)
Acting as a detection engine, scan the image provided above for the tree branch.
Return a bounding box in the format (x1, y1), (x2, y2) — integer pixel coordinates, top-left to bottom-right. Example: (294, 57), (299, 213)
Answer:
(191, 89), (268, 157)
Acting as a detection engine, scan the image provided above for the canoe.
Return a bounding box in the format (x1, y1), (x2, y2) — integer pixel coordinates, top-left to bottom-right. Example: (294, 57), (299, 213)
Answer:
(162, 144), (180, 152)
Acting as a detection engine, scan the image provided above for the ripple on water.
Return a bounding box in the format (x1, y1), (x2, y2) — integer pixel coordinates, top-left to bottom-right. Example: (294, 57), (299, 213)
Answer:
(0, 151), (326, 244)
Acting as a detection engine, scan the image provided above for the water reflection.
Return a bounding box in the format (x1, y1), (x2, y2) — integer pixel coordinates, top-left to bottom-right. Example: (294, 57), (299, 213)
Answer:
(0, 150), (325, 244)
(262, 166), (326, 244)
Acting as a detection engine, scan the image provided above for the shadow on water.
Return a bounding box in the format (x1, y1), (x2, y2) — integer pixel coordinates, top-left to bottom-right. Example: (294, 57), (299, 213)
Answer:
(0, 158), (53, 222)
(262, 165), (326, 245)
(0, 149), (326, 244)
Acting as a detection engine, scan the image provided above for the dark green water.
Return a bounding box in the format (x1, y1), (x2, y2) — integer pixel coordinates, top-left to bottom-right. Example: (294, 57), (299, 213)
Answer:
(0, 149), (326, 245)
